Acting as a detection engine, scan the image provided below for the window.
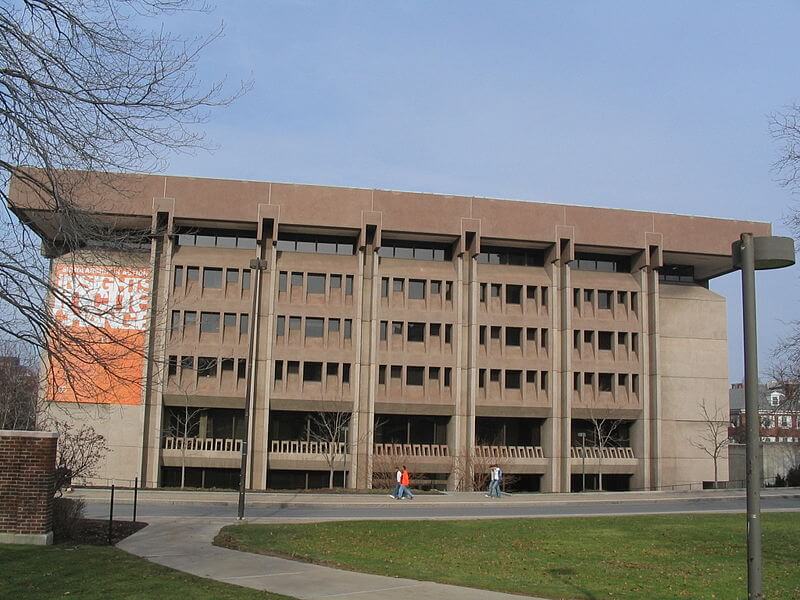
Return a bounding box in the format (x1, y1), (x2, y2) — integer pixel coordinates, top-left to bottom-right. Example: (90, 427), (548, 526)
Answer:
(406, 367), (424, 386)
(344, 319), (352, 339)
(221, 358), (234, 373)
(490, 369), (500, 382)
(631, 333), (639, 353)
(168, 355), (177, 377)
(541, 329), (548, 348)
(505, 370), (521, 389)
(430, 323), (441, 337)
(409, 279), (426, 299)
(506, 285), (522, 305)
(187, 266), (199, 283)
(617, 331), (628, 346)
(540, 371), (548, 390)
(599, 331), (613, 351)
(392, 321), (403, 336)
(631, 292), (638, 312)
(171, 310), (181, 333)
(480, 283), (487, 303)
(429, 367), (440, 381)
(379, 365), (386, 384)
(203, 268), (222, 289)
(541, 287), (548, 306)
(659, 264), (695, 283)
(573, 288), (580, 306)
(329, 318), (340, 333)
(445, 324), (452, 344)
(224, 313), (236, 329)
(278, 272), (286, 292)
(243, 270), (252, 290)
(274, 360), (283, 381)
(305, 318), (324, 338)
(477, 246), (545, 266)
(380, 321), (388, 341)
(326, 363), (338, 377)
(276, 233), (356, 255)
(491, 283), (501, 298)
(431, 280), (441, 295)
(527, 371), (536, 384)
(491, 326), (501, 340)
(276, 316), (285, 337)
(226, 269), (239, 285)
(445, 281), (452, 301)
(617, 290), (627, 305)
(618, 373), (628, 387)
(342, 363), (351, 384)
(198, 357), (217, 378)
(584, 330), (594, 344)
(479, 326), (486, 345)
(632, 374), (639, 394)
(407, 322), (425, 342)
(479, 369), (486, 388)
(238, 359), (247, 380)
(378, 239), (452, 261)
(598, 290), (612, 310)
(573, 372), (580, 391)
(391, 366), (402, 380)
(184, 311), (197, 329)
(527, 328), (537, 342)
(573, 252), (630, 273)
(200, 312), (220, 333)
(527, 286), (536, 300)
(181, 356), (194, 371)
(239, 314), (250, 336)
(291, 272), (303, 288)
(444, 368), (451, 387)
(506, 327), (521, 347)
(584, 372), (594, 386)
(303, 362), (322, 382)
(573, 330), (580, 348)
(307, 273), (326, 294)
(381, 277), (389, 297)
(330, 274), (342, 289)
(173, 266), (184, 288)
(599, 373), (613, 392)
(393, 278), (404, 293)
(584, 289), (594, 303)
(287, 362), (299, 377)
(289, 316), (301, 331)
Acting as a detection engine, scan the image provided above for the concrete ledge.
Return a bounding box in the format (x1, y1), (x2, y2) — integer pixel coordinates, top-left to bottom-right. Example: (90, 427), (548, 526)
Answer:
(0, 531), (53, 545)
(0, 429), (58, 438)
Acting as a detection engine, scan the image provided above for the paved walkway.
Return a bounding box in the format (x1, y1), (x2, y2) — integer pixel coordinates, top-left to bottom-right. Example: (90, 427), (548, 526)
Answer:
(118, 518), (545, 599)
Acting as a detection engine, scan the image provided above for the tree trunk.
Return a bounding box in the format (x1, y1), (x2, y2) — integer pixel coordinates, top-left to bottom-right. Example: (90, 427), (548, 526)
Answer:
(329, 467), (334, 489)
(713, 457), (718, 489)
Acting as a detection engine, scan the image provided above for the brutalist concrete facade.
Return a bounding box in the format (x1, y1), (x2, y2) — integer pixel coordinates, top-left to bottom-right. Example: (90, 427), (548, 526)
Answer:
(10, 172), (771, 492)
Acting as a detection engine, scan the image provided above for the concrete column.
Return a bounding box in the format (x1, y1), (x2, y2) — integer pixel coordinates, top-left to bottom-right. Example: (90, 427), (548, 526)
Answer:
(354, 243), (378, 488)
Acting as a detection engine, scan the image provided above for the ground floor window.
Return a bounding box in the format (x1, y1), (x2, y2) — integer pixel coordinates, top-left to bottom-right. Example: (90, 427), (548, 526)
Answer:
(160, 466), (239, 490)
(570, 473), (631, 492)
(267, 469), (346, 490)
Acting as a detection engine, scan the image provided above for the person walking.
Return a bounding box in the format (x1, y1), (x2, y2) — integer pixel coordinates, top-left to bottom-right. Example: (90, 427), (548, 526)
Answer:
(486, 464), (501, 498)
(397, 465), (414, 499)
(390, 466), (401, 499)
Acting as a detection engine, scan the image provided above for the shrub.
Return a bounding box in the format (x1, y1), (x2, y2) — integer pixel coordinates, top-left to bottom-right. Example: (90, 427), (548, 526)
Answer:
(52, 497), (85, 542)
(787, 465), (800, 488)
(773, 473), (787, 487)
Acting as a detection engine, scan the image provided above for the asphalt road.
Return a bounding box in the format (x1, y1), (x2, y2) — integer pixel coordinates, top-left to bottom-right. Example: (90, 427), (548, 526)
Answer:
(83, 493), (800, 522)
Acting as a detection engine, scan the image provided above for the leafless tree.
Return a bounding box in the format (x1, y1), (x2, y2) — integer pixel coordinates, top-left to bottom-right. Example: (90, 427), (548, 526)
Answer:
(161, 403), (204, 489)
(0, 1), (245, 405)
(52, 419), (109, 494)
(770, 104), (800, 197)
(0, 340), (41, 429)
(585, 411), (626, 491)
(689, 399), (732, 489)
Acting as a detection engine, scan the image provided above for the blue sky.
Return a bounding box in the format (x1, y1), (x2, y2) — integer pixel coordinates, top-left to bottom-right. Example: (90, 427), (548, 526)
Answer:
(163, 1), (800, 382)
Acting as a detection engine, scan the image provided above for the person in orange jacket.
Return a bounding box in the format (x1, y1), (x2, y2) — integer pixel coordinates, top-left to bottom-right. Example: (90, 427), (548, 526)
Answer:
(396, 465), (414, 500)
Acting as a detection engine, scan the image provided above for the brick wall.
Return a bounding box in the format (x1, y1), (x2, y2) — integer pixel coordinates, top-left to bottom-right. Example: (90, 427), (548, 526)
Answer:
(0, 430), (57, 537)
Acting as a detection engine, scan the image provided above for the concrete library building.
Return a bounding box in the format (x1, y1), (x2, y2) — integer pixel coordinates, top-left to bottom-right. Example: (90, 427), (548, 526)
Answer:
(11, 172), (770, 492)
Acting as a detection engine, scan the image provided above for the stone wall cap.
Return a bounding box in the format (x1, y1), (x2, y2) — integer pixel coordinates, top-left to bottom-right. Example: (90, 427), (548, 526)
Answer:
(0, 430), (58, 439)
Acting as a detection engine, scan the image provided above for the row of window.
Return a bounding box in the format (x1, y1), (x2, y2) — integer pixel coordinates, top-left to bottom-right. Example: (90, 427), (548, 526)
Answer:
(479, 283), (549, 306)
(274, 360), (352, 384)
(167, 355), (247, 380)
(174, 227), (257, 249)
(574, 288), (638, 311)
(380, 321), (453, 344)
(574, 372), (640, 393)
(573, 329), (639, 353)
(174, 265), (252, 291)
(378, 239), (453, 262)
(171, 310), (250, 336)
(276, 233), (356, 256)
(278, 271), (355, 296)
(659, 264), (695, 283)
(378, 365), (453, 387)
(571, 252), (630, 273)
(380, 277), (453, 301)
(479, 325), (549, 349)
(478, 369), (549, 391)
(276, 315), (353, 339)
(477, 246), (545, 267)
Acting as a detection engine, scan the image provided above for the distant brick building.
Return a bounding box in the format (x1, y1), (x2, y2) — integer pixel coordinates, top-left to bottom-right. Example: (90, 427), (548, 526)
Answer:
(729, 383), (800, 442)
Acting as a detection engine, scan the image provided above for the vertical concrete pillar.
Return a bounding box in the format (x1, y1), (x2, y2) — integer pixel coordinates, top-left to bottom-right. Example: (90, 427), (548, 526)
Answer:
(141, 203), (174, 488)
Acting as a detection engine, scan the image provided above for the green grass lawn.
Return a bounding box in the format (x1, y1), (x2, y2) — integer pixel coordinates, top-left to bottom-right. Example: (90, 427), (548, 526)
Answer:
(0, 544), (294, 600)
(216, 513), (800, 600)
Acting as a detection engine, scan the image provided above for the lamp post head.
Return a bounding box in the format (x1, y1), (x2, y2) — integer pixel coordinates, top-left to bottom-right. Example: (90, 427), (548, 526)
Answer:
(732, 235), (795, 271)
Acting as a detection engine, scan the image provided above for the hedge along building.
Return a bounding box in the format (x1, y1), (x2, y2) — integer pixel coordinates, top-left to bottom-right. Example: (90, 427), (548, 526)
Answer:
(9, 171), (771, 492)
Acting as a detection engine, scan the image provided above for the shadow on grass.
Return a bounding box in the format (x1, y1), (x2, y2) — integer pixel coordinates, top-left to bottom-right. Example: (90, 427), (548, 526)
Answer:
(546, 566), (599, 600)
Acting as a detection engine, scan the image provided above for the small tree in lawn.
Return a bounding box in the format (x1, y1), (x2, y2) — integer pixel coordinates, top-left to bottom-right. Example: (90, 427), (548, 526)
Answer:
(308, 411), (352, 489)
(689, 399), (732, 489)
(586, 411), (626, 491)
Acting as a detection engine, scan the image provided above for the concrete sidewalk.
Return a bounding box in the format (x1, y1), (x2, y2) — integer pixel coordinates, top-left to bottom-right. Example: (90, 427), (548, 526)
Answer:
(74, 486), (800, 507)
(118, 518), (545, 600)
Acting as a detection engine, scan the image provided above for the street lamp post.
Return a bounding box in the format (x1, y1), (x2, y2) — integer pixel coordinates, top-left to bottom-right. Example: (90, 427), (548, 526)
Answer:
(578, 432), (587, 492)
(732, 233), (794, 600)
(238, 257), (268, 520)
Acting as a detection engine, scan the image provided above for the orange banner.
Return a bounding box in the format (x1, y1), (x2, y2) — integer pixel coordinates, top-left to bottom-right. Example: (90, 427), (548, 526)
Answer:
(50, 263), (151, 405)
